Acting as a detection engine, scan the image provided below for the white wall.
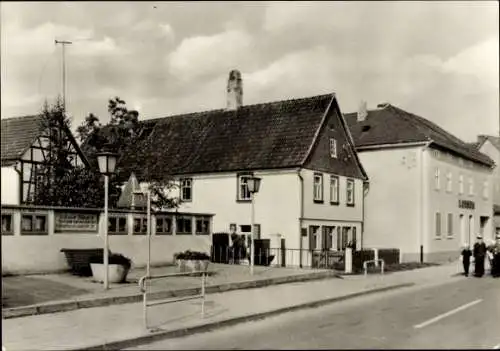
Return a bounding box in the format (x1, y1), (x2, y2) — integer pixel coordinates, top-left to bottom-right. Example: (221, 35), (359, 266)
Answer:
(176, 169), (301, 249)
(1, 208), (211, 275)
(424, 148), (494, 261)
(478, 140), (500, 206)
(1, 166), (19, 205)
(357, 147), (422, 260)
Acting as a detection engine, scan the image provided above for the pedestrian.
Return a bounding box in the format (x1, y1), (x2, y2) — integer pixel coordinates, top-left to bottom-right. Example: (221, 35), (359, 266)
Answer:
(490, 234), (500, 278)
(460, 243), (472, 277)
(473, 234), (487, 277)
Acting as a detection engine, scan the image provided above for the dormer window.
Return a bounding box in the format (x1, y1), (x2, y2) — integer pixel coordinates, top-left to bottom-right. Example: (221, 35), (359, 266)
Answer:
(329, 138), (337, 158)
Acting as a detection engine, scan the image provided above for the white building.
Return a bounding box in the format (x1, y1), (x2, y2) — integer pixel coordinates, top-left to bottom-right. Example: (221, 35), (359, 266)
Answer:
(470, 135), (500, 236)
(83, 70), (369, 267)
(345, 102), (495, 263)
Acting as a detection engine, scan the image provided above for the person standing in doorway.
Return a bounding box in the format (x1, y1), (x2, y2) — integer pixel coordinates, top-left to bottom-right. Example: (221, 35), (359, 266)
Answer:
(473, 234), (487, 277)
(460, 243), (472, 277)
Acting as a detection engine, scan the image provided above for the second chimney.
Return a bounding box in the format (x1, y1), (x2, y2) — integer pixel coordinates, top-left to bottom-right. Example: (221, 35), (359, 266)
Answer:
(226, 70), (243, 111)
(357, 100), (368, 122)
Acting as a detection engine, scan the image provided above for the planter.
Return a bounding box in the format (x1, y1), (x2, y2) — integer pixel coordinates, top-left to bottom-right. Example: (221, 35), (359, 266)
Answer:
(90, 263), (130, 283)
(176, 259), (209, 272)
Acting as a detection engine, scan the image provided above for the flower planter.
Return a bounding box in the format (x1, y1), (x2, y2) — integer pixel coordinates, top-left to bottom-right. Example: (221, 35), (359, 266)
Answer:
(90, 263), (130, 283)
(176, 259), (209, 272)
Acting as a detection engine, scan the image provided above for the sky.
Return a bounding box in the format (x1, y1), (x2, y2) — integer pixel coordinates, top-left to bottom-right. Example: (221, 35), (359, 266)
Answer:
(1, 1), (499, 142)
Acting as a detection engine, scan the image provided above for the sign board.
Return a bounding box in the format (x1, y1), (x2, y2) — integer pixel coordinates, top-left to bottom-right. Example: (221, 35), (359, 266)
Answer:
(458, 200), (475, 210)
(55, 212), (99, 232)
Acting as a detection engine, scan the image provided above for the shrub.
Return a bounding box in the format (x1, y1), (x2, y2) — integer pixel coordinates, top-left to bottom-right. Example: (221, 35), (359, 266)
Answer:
(89, 253), (132, 269)
(378, 248), (400, 265)
(174, 250), (210, 261)
(352, 250), (375, 272)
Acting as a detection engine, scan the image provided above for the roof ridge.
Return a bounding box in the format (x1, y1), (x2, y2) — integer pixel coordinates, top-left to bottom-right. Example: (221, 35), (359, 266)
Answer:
(385, 105), (432, 142)
(141, 93), (335, 123)
(1, 114), (40, 122)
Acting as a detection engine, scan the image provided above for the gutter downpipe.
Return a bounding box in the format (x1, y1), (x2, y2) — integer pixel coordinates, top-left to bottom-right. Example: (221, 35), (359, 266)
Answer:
(420, 141), (432, 263)
(362, 180), (370, 250)
(298, 168), (304, 268)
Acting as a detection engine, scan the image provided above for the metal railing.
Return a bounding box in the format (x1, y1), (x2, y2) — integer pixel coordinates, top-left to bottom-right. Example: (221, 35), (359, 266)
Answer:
(363, 259), (385, 277)
(138, 271), (207, 330)
(210, 246), (345, 270)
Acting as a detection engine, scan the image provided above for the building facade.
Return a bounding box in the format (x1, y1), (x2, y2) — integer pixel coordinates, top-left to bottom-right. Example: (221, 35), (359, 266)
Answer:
(345, 103), (495, 263)
(83, 70), (369, 268)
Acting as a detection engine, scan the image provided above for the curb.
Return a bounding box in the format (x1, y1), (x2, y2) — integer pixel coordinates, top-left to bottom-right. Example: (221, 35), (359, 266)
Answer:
(2, 271), (340, 319)
(75, 282), (415, 351)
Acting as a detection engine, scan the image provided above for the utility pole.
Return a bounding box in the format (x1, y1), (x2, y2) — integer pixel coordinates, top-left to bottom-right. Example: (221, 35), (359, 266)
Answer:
(55, 40), (72, 113)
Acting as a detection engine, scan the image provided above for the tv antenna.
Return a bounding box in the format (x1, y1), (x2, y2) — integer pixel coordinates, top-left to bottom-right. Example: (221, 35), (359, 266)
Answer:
(55, 39), (72, 113)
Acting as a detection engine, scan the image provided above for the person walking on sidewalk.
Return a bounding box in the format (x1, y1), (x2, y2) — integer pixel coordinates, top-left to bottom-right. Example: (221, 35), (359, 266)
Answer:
(473, 235), (487, 277)
(460, 243), (472, 277)
(490, 234), (500, 278)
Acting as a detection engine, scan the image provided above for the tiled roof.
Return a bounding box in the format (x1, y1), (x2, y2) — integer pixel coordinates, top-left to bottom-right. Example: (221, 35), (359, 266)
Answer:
(344, 104), (494, 167)
(83, 94), (365, 182)
(1, 115), (43, 166)
(116, 173), (147, 209)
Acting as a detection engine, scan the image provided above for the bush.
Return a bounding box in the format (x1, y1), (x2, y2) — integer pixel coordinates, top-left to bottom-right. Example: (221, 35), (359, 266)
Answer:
(89, 253), (132, 269)
(352, 250), (375, 272)
(174, 250), (210, 261)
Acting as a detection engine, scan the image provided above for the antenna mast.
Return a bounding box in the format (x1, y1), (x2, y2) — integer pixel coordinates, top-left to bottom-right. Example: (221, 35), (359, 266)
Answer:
(55, 39), (72, 113)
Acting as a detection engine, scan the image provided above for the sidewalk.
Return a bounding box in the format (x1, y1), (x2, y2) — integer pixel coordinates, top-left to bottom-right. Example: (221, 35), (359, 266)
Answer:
(1, 261), (463, 351)
(2, 263), (337, 318)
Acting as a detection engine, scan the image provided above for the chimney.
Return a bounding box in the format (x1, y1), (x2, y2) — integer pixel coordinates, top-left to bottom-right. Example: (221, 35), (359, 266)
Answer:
(226, 70), (243, 110)
(357, 100), (368, 122)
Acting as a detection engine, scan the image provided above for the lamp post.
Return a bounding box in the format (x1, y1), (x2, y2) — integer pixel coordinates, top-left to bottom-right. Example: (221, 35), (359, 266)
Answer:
(247, 176), (261, 275)
(133, 189), (151, 278)
(96, 151), (118, 290)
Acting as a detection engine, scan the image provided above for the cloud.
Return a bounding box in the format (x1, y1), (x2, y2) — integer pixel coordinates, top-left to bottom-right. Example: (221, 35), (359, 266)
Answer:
(167, 29), (254, 82)
(159, 23), (175, 41)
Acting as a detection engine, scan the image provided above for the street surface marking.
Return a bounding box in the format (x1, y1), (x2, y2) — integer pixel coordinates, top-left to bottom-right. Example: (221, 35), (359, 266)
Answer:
(413, 299), (482, 329)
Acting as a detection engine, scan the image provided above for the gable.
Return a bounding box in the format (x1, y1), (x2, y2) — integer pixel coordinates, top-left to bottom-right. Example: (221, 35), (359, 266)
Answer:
(304, 98), (367, 180)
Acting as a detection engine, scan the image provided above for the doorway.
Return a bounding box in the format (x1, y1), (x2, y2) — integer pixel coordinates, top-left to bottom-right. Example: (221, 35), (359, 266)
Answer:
(480, 216), (489, 239)
(459, 214), (465, 245)
(468, 215), (474, 245)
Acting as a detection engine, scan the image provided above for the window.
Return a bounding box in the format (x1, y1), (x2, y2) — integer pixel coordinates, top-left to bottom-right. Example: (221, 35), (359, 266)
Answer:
(446, 172), (452, 192)
(180, 178), (192, 202)
(336, 227), (342, 251)
(330, 176), (339, 204)
(309, 226), (320, 250)
(21, 213), (48, 235)
(133, 216), (148, 235)
(195, 216), (210, 235)
(313, 173), (323, 203)
(238, 175), (251, 201)
(483, 180), (489, 199)
(468, 177), (474, 196)
(2, 214), (13, 235)
(434, 168), (440, 190)
(447, 213), (453, 237)
(346, 179), (355, 206)
(435, 212), (441, 238)
(329, 138), (337, 158)
(341, 227), (350, 250)
(326, 226), (335, 250)
(459, 174), (464, 194)
(176, 216), (193, 235)
(155, 216), (172, 235)
(352, 227), (357, 248)
(108, 216), (128, 235)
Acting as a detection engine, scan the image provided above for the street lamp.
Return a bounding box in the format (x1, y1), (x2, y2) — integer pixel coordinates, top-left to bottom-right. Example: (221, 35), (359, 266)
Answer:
(133, 189), (151, 278)
(96, 151), (118, 290)
(247, 176), (261, 275)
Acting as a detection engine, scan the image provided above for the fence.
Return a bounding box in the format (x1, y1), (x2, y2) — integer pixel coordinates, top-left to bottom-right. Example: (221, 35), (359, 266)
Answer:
(210, 246), (345, 269)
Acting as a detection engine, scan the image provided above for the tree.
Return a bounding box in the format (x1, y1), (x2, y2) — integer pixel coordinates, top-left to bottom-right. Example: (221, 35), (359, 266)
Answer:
(34, 99), (121, 208)
(78, 97), (181, 211)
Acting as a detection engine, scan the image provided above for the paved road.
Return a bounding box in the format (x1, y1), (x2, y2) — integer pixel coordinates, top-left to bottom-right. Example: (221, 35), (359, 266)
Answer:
(129, 277), (500, 350)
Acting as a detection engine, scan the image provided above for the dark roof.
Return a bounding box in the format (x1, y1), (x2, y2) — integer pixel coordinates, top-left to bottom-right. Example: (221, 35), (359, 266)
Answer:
(1, 114), (90, 168)
(344, 104), (494, 167)
(475, 135), (500, 152)
(83, 93), (367, 182)
(1, 115), (43, 166)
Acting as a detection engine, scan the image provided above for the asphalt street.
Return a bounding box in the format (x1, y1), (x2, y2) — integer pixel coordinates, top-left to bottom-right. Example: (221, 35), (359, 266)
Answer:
(128, 276), (500, 350)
